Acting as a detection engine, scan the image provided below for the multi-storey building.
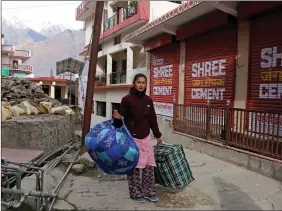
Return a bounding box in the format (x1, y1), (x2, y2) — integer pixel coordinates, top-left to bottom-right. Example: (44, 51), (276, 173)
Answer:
(1, 34), (33, 78)
(76, 1), (183, 126)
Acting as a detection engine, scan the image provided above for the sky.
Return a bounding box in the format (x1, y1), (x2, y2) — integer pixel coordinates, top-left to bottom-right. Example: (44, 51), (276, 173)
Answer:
(2, 1), (84, 31)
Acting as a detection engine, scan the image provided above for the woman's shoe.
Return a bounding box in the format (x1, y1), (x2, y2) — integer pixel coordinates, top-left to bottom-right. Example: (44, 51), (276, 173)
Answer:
(144, 195), (160, 202)
(135, 197), (146, 203)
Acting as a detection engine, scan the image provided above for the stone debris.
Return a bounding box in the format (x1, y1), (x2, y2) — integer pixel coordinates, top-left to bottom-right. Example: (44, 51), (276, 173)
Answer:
(77, 152), (96, 168)
(1, 77), (75, 120)
(71, 164), (85, 174)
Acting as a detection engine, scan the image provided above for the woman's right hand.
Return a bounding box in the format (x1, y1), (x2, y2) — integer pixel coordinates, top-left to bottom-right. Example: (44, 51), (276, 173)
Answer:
(113, 110), (121, 119)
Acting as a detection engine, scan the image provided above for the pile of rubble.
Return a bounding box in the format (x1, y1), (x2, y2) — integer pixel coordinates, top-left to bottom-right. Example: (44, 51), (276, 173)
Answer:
(1, 77), (74, 120)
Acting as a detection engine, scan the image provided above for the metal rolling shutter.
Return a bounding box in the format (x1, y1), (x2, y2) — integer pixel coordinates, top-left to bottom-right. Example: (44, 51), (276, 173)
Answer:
(185, 27), (237, 107)
(249, 11), (282, 112)
(150, 43), (180, 117)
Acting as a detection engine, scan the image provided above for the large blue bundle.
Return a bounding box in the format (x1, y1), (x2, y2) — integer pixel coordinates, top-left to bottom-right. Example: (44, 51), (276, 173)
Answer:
(85, 119), (139, 175)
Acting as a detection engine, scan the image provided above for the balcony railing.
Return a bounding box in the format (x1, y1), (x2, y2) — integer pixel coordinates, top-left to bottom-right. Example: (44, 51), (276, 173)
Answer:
(14, 50), (31, 57)
(123, 2), (138, 21)
(76, 1), (87, 17)
(2, 64), (33, 73)
(103, 14), (118, 32)
(95, 74), (106, 86)
(110, 71), (126, 84)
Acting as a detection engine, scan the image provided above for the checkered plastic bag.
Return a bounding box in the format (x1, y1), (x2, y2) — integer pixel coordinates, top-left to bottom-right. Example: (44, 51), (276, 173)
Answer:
(154, 143), (194, 189)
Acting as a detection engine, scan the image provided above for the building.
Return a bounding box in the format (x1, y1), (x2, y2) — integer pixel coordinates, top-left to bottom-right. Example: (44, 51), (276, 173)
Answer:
(125, 1), (282, 114)
(29, 77), (72, 103)
(124, 1), (282, 160)
(76, 0), (184, 126)
(1, 34), (33, 78)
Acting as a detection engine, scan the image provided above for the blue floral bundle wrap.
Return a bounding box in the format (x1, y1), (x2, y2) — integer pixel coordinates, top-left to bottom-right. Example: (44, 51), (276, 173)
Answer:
(85, 119), (139, 175)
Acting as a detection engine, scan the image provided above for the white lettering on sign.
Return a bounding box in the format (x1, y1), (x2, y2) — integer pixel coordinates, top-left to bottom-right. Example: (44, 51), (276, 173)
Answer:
(261, 47), (282, 68)
(259, 47), (282, 99)
(192, 59), (226, 77)
(153, 65), (173, 78)
(153, 86), (172, 96)
(152, 58), (164, 67)
(191, 88), (225, 100)
(259, 83), (282, 99)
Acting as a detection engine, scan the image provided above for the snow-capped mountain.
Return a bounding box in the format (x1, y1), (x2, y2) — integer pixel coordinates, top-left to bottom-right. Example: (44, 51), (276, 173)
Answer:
(40, 24), (67, 38)
(2, 17), (47, 45)
(2, 16), (82, 45)
(2, 16), (86, 77)
(4, 16), (29, 29)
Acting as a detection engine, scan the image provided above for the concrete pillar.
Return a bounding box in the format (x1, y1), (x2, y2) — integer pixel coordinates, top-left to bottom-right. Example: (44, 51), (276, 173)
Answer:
(178, 41), (186, 105)
(64, 87), (68, 99)
(106, 54), (112, 85)
(146, 51), (150, 96)
(106, 102), (111, 120)
(50, 85), (55, 98)
(126, 47), (134, 84)
(234, 21), (250, 109)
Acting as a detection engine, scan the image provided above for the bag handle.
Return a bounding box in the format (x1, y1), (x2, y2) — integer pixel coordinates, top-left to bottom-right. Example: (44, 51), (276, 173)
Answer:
(120, 116), (134, 140)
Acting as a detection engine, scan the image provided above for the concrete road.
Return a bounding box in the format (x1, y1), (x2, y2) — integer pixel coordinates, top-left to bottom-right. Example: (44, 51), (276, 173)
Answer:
(52, 147), (282, 211)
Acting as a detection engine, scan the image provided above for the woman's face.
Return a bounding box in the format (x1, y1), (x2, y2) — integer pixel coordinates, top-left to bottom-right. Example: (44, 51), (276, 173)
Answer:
(134, 77), (146, 92)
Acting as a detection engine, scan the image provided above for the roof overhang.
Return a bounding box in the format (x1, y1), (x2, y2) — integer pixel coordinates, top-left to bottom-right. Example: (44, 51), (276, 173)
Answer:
(125, 1), (238, 44)
(56, 58), (85, 76)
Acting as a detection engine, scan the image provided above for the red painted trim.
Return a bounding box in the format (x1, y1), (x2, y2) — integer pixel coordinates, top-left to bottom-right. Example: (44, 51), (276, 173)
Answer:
(100, 1), (150, 40)
(76, 1), (90, 20)
(29, 77), (70, 82)
(237, 2), (282, 20)
(176, 10), (230, 41)
(144, 34), (173, 51)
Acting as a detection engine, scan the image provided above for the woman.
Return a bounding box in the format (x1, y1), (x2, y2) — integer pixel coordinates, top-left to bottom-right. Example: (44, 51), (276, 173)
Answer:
(113, 73), (162, 203)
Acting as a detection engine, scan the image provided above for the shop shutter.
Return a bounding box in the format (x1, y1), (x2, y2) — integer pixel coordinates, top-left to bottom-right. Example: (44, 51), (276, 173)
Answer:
(185, 27), (237, 107)
(150, 43), (180, 117)
(249, 11), (282, 112)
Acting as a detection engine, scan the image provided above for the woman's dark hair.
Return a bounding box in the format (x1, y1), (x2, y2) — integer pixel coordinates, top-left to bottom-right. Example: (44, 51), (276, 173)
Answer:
(129, 73), (147, 93)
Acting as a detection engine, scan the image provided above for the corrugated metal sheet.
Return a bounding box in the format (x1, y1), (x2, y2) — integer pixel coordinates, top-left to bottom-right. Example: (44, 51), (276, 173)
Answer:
(249, 11), (282, 112)
(150, 43), (180, 117)
(184, 27), (237, 107)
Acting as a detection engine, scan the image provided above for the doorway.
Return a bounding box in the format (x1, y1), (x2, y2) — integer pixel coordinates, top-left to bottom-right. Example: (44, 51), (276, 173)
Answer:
(55, 86), (62, 101)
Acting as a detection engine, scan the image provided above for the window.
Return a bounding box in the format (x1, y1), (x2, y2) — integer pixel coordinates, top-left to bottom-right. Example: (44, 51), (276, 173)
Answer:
(98, 44), (102, 51)
(96, 101), (106, 117)
(111, 103), (120, 117)
(114, 35), (121, 45)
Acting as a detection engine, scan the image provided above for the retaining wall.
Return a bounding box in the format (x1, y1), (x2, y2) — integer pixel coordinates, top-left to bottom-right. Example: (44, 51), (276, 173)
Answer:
(1, 115), (75, 151)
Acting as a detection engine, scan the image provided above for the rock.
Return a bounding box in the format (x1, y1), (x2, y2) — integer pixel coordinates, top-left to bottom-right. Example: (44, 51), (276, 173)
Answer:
(77, 152), (96, 168)
(53, 200), (75, 211)
(71, 164), (85, 173)
(62, 154), (74, 164)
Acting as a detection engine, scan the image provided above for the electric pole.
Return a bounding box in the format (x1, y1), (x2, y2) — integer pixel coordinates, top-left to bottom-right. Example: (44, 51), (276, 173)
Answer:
(81, 1), (104, 151)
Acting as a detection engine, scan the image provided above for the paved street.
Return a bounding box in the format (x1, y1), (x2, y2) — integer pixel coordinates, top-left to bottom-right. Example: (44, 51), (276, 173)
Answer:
(53, 147), (282, 211)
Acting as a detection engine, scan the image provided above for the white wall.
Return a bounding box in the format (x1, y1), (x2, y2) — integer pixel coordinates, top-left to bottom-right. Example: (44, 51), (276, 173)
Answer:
(91, 88), (129, 127)
(85, 14), (95, 46)
(150, 1), (181, 20)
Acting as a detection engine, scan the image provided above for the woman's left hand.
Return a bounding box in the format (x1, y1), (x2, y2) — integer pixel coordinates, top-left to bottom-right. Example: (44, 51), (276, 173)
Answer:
(157, 137), (162, 145)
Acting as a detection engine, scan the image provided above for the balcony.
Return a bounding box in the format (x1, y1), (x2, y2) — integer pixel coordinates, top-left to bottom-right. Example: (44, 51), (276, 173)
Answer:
(75, 1), (96, 21)
(109, 71), (126, 85)
(2, 45), (14, 54)
(2, 64), (33, 73)
(123, 2), (138, 21)
(103, 14), (118, 32)
(95, 74), (107, 86)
